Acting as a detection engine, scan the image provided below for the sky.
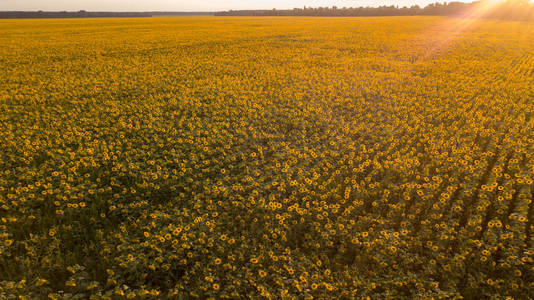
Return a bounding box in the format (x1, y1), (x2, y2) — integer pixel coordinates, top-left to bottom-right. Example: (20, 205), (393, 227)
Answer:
(0, 0), (474, 12)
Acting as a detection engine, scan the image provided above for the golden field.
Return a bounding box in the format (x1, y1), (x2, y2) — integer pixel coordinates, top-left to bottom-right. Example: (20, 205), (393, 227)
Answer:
(0, 16), (533, 299)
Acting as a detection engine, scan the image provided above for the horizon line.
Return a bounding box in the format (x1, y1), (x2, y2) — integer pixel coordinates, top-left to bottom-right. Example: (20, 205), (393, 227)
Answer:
(0, 1), (486, 14)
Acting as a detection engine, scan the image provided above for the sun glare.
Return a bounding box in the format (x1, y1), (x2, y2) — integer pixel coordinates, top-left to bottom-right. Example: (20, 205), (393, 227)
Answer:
(414, 0), (508, 63)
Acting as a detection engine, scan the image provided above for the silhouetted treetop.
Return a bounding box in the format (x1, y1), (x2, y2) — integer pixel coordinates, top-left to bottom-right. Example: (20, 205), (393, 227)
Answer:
(215, 1), (534, 21)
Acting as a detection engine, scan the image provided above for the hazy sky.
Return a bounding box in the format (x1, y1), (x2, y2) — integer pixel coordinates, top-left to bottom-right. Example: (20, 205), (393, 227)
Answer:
(1, 0), (473, 12)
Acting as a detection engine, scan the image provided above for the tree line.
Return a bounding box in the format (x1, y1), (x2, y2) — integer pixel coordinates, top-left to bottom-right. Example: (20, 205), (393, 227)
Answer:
(1, 1), (532, 20)
(215, 0), (534, 21)
(0, 11), (152, 19)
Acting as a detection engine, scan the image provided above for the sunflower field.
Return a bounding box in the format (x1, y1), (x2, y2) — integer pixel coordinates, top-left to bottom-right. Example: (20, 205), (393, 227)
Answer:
(0, 16), (533, 299)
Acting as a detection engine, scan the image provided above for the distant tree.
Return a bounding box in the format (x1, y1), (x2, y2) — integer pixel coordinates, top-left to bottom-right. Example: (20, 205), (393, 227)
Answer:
(214, 1), (534, 21)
